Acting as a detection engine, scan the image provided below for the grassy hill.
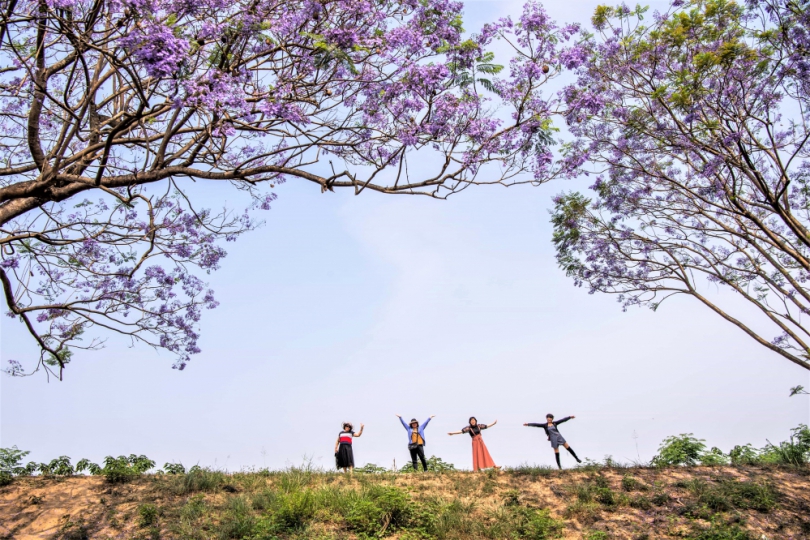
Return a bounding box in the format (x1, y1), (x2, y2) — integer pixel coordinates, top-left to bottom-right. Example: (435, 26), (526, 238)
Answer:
(1, 464), (808, 540)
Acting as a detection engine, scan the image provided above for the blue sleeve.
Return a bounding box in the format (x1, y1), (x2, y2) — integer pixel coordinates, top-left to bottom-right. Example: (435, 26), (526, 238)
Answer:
(421, 417), (431, 429)
(399, 417), (409, 430)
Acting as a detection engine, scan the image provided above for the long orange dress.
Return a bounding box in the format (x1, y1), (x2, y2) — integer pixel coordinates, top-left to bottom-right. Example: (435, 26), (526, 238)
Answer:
(463, 425), (496, 471)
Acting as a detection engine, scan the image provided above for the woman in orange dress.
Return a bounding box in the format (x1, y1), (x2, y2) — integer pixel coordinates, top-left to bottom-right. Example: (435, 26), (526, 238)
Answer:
(448, 417), (499, 471)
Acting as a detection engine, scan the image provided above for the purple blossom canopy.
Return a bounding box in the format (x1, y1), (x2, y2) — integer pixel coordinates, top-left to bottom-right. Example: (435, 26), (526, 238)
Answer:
(0, 0), (571, 376)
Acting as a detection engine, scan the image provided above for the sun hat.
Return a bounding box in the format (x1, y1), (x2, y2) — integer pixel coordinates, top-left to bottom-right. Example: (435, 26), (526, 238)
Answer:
(409, 418), (419, 426)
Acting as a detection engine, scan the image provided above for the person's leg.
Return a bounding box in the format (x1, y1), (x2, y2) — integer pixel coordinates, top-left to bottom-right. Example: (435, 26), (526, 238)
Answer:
(409, 447), (419, 470)
(563, 443), (582, 463)
(417, 446), (427, 471)
(554, 448), (562, 469)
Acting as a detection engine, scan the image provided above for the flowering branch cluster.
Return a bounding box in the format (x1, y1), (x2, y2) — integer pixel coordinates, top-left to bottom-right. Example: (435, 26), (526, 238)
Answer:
(552, 0), (810, 370)
(0, 0), (571, 376)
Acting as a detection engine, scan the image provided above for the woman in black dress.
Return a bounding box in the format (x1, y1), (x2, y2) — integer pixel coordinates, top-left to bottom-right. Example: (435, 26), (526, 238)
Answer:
(335, 422), (364, 472)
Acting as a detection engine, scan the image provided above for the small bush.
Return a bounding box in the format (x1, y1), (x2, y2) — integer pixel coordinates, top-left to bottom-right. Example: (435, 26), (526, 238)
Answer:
(0, 471), (12, 486)
(700, 447), (730, 466)
(651, 490), (670, 506)
(728, 444), (759, 465)
(716, 479), (778, 512)
(585, 531), (609, 540)
(513, 507), (565, 539)
(0, 446), (31, 476)
(179, 466), (226, 493)
(629, 495), (652, 510)
(759, 426), (810, 466)
(398, 454), (457, 473)
(652, 434), (708, 466)
(272, 490), (316, 531)
(621, 475), (640, 492)
(357, 463), (389, 474)
(346, 485), (414, 537)
(689, 521), (752, 540)
(138, 504), (159, 527)
(682, 478), (778, 515)
(163, 462), (185, 475)
(75, 459), (101, 475)
(508, 464), (556, 478)
(218, 496), (257, 539)
(503, 489), (521, 507)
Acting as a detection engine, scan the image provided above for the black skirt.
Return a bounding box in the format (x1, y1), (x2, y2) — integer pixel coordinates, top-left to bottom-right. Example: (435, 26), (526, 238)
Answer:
(336, 443), (354, 469)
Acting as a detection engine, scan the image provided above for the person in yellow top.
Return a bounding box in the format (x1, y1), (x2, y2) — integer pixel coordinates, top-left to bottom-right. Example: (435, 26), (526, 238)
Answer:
(396, 414), (435, 471)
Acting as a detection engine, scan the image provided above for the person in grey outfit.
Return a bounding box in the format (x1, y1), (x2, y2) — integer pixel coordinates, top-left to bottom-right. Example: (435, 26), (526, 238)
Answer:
(524, 414), (582, 469)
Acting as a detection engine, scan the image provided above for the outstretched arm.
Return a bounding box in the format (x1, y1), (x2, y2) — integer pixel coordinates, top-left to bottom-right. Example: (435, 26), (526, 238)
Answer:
(397, 415), (409, 429)
(448, 430), (464, 435)
(524, 423), (545, 427)
(487, 420), (498, 428)
(422, 416), (434, 429)
(353, 424), (365, 437)
(555, 416), (574, 425)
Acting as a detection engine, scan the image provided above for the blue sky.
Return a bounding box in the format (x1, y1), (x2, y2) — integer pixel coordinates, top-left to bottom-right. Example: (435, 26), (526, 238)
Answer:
(1, 0), (808, 472)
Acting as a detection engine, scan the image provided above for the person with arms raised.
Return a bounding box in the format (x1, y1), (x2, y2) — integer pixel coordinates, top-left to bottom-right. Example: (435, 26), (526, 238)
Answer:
(396, 414), (435, 471)
(335, 422), (364, 472)
(524, 414), (582, 469)
(448, 417), (500, 472)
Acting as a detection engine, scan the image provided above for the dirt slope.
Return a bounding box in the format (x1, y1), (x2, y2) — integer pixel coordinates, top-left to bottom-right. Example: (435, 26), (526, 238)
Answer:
(1, 465), (808, 539)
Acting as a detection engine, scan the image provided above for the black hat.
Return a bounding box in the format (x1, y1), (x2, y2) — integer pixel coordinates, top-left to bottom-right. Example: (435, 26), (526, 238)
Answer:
(409, 418), (419, 426)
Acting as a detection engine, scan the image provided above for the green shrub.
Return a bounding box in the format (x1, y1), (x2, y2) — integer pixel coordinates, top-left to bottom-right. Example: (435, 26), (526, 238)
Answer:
(0, 471), (12, 486)
(398, 455), (457, 473)
(629, 495), (652, 510)
(716, 480), (778, 512)
(346, 485), (414, 537)
(357, 463), (389, 474)
(700, 447), (730, 466)
(75, 459), (102, 475)
(179, 466), (226, 493)
(507, 464), (556, 478)
(682, 478), (778, 515)
(760, 425), (810, 466)
(688, 521), (752, 540)
(163, 462), (185, 475)
(218, 496), (257, 539)
(138, 504), (160, 527)
(585, 531), (609, 540)
(503, 489), (521, 507)
(0, 447), (31, 476)
(621, 475), (640, 492)
(513, 507), (565, 539)
(728, 445), (759, 465)
(652, 434), (709, 466)
(651, 490), (670, 506)
(272, 490), (316, 531)
(48, 456), (75, 476)
(72, 454), (155, 484)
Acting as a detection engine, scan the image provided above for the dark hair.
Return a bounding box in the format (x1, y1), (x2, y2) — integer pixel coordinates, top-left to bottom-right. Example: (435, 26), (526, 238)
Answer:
(469, 416), (477, 425)
(342, 422), (353, 431)
(546, 414), (554, 420)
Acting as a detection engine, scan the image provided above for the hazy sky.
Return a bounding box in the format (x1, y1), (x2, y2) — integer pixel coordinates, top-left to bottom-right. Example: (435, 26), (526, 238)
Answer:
(1, 0), (808, 473)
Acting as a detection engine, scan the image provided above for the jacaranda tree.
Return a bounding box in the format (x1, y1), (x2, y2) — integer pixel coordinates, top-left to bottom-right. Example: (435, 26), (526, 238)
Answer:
(0, 0), (574, 377)
(553, 0), (810, 370)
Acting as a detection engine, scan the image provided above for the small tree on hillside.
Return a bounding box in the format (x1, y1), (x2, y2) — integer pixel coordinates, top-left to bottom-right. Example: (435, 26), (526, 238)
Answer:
(553, 0), (810, 370)
(0, 0), (573, 377)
